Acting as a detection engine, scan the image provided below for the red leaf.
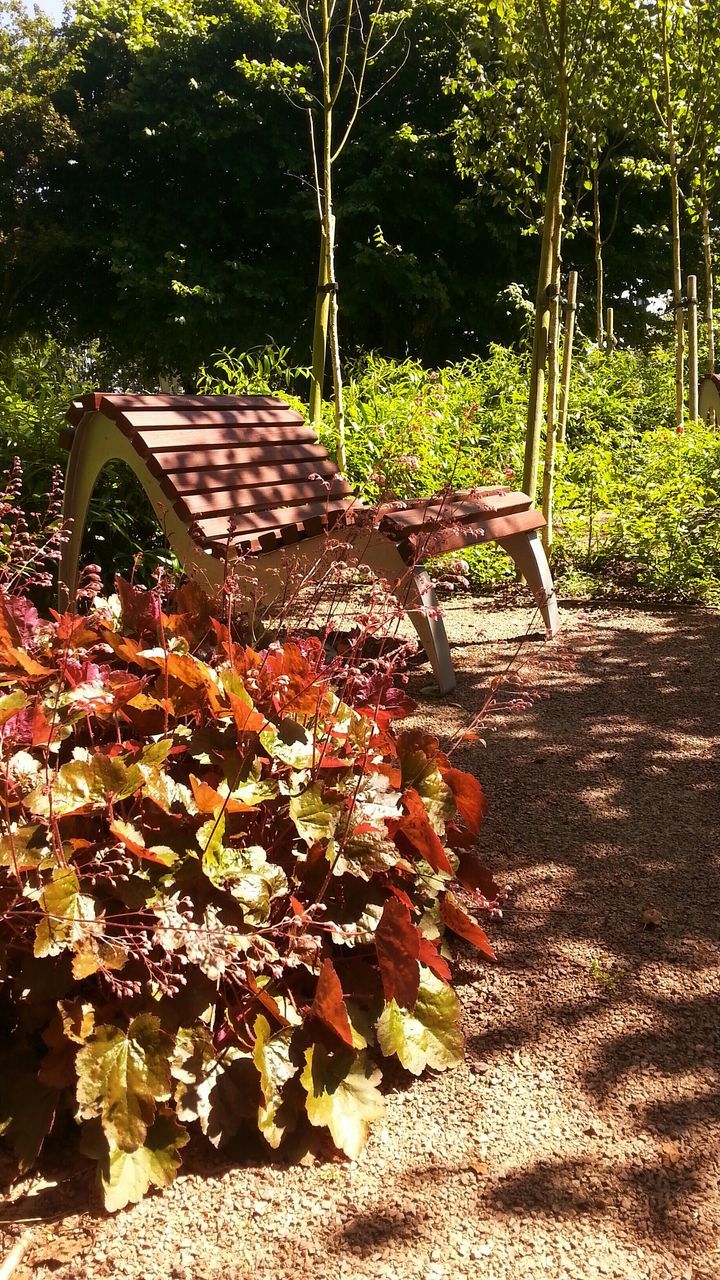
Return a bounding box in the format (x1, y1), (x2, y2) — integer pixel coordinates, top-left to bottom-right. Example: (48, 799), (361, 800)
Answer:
(456, 851), (501, 902)
(311, 959), (354, 1048)
(30, 702), (53, 748)
(440, 767), (488, 835)
(440, 894), (496, 960)
(417, 936), (452, 982)
(109, 820), (173, 864)
(394, 788), (453, 875)
(375, 899), (420, 1009)
(116, 577), (161, 638)
(385, 884), (415, 911)
(227, 690), (266, 735)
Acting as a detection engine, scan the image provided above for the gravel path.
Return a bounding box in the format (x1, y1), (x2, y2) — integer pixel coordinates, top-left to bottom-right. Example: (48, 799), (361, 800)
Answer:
(3, 601), (720, 1280)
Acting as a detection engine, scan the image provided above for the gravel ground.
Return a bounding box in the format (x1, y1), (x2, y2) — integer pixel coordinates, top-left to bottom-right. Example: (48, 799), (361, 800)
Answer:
(2, 599), (720, 1280)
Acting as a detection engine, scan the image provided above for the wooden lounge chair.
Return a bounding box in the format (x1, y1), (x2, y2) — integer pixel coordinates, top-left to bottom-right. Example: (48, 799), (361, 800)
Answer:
(699, 373), (720, 420)
(59, 393), (559, 695)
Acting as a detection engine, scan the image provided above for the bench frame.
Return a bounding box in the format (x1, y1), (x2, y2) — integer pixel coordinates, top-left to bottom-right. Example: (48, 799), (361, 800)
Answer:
(59, 396), (559, 695)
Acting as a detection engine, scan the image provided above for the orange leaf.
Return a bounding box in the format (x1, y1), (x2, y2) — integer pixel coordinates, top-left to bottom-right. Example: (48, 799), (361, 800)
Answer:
(189, 774), (256, 815)
(456, 851), (500, 902)
(394, 788), (453, 875)
(440, 894), (495, 960)
(417, 936), (452, 982)
(227, 690), (266, 735)
(440, 767), (488, 835)
(311, 959), (354, 1049)
(375, 899), (420, 1009)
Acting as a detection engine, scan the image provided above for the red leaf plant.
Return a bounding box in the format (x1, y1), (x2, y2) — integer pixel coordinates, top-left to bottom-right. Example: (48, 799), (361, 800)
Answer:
(0, 572), (500, 1212)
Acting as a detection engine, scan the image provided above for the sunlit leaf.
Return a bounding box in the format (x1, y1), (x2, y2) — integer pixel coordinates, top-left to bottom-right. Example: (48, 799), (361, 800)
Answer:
(301, 1045), (384, 1159)
(376, 967), (463, 1075)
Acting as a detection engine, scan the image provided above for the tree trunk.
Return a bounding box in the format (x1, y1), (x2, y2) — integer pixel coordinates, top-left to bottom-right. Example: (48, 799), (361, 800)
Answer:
(522, 135), (567, 504)
(662, 14), (684, 427)
(541, 271), (561, 550)
(309, 226), (331, 427)
(701, 178), (715, 373)
(592, 161), (604, 348)
(558, 269), (578, 444)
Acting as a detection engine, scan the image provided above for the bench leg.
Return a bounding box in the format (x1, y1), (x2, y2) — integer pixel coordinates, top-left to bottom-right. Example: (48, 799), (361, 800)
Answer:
(498, 529), (559, 636)
(344, 531), (456, 695)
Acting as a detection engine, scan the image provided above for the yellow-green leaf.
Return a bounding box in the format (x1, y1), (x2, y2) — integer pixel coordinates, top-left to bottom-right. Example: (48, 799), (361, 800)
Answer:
(76, 1014), (173, 1151)
(301, 1045), (384, 1159)
(375, 967), (463, 1075)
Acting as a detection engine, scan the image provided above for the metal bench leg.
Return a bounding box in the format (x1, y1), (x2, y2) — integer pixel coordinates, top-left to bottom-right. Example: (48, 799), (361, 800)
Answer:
(498, 529), (559, 636)
(344, 531), (456, 695)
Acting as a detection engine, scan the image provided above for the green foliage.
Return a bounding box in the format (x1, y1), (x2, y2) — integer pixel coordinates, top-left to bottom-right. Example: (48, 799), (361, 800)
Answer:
(0, 577), (498, 1208)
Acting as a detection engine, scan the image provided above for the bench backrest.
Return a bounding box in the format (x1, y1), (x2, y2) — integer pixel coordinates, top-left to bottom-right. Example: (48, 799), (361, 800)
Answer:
(65, 393), (355, 554)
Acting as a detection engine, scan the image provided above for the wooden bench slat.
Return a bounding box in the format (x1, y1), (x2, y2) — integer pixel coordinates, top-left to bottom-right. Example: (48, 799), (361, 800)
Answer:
(198, 497), (357, 546)
(145, 443), (331, 478)
(117, 408), (305, 430)
(164, 458), (340, 496)
(130, 425), (319, 456)
(174, 477), (352, 522)
(403, 508), (545, 558)
(380, 490), (532, 533)
(95, 393), (289, 413)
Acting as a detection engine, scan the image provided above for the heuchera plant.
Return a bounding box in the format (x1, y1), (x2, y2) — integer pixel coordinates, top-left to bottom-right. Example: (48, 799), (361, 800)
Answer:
(0, 576), (499, 1212)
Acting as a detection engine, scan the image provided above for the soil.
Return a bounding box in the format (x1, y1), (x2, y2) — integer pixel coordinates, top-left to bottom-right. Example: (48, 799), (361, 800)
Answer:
(2, 599), (719, 1280)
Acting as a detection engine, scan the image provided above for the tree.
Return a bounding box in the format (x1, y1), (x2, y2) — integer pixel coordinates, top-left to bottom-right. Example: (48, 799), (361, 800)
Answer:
(454, 0), (622, 506)
(241, 0), (410, 468)
(629, 0), (711, 423)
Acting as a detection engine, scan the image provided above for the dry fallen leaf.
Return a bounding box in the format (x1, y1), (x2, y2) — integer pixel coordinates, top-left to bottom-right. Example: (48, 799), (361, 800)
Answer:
(642, 907), (663, 929)
(660, 1140), (682, 1168)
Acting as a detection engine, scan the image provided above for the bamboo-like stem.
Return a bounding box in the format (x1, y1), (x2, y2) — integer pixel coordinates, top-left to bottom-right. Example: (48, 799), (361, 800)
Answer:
(606, 307), (614, 353)
(309, 226), (331, 427)
(558, 269), (578, 444)
(523, 136), (567, 505)
(687, 273), (699, 420)
(592, 162), (604, 347)
(661, 3), (685, 427)
(701, 179), (715, 373)
(541, 278), (562, 550)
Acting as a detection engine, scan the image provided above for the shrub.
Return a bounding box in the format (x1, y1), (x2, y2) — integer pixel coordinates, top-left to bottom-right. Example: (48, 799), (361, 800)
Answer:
(0, 575), (499, 1211)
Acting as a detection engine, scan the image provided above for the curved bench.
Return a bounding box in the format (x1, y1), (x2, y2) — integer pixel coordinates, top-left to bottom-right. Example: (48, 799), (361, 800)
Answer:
(59, 393), (558, 694)
(699, 373), (720, 420)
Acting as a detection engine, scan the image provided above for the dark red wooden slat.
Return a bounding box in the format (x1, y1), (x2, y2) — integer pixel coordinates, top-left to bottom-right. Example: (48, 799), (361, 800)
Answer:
(99, 393), (289, 414)
(145, 442), (330, 476)
(199, 497), (358, 546)
(380, 490), (532, 533)
(117, 408), (305, 431)
(401, 508), (545, 559)
(130, 425), (320, 455)
(66, 401), (87, 427)
(173, 477), (352, 522)
(163, 458), (340, 497)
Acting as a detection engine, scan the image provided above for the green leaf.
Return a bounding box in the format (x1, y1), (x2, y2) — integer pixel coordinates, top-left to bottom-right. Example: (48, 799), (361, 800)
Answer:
(99, 1113), (189, 1213)
(172, 1034), (258, 1149)
(253, 1014), (297, 1148)
(27, 755), (142, 817)
(290, 783), (341, 846)
(0, 823), (47, 871)
(202, 842), (287, 924)
(0, 1048), (58, 1172)
(34, 868), (99, 958)
(0, 690), (28, 725)
(301, 1045), (384, 1159)
(376, 967), (463, 1075)
(76, 1014), (173, 1151)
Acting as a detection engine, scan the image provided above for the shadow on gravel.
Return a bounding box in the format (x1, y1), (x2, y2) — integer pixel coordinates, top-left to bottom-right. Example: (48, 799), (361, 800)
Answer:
(438, 607), (720, 1248)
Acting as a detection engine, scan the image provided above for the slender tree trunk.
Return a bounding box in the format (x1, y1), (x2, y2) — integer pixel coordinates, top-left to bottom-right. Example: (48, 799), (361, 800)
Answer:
(592, 160), (604, 348)
(687, 273), (698, 419)
(541, 272), (561, 550)
(662, 15), (684, 426)
(701, 177), (715, 373)
(523, 134), (567, 504)
(309, 226), (331, 427)
(558, 268), (578, 444)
